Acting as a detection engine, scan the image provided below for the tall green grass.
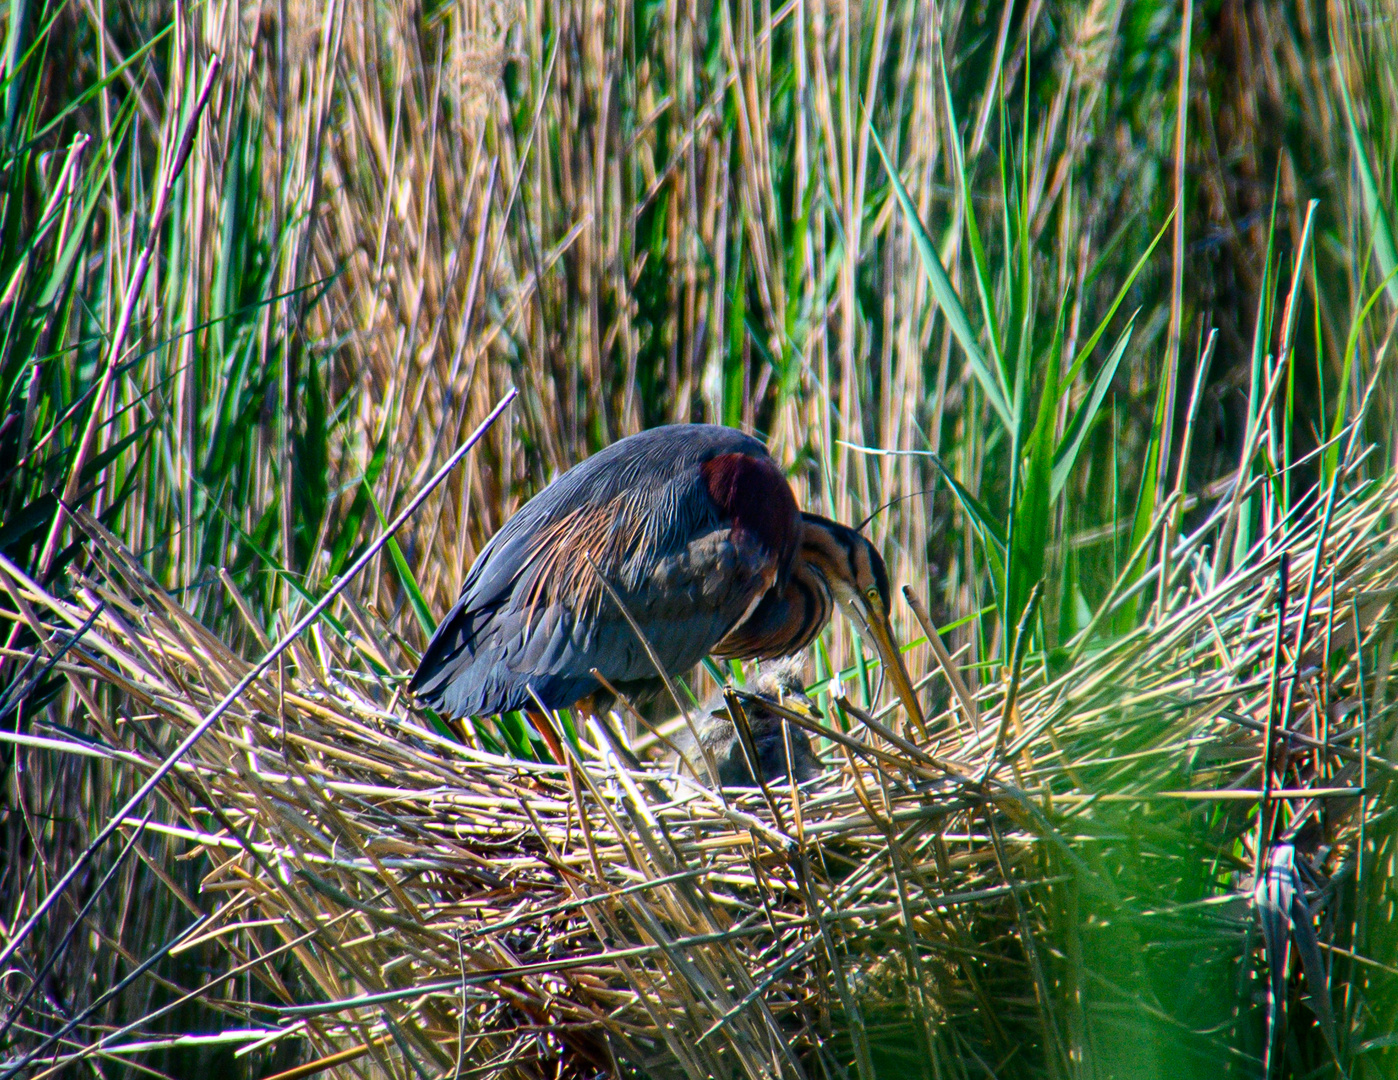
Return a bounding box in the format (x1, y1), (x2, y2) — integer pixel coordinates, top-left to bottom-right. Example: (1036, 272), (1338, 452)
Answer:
(3, 0), (1397, 1075)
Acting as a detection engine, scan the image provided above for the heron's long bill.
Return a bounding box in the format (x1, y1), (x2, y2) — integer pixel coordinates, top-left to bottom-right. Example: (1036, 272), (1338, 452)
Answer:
(849, 597), (928, 739)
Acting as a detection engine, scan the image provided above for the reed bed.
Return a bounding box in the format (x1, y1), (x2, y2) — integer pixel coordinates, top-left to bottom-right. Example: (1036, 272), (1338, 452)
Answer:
(7, 0), (1398, 1075)
(3, 437), (1395, 1077)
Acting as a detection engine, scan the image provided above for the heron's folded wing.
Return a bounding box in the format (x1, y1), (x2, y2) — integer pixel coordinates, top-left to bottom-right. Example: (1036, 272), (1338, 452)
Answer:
(413, 525), (775, 715)
(412, 426), (779, 715)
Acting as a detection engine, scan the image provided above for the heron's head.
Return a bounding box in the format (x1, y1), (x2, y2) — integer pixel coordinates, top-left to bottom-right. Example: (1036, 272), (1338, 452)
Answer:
(799, 514), (926, 736)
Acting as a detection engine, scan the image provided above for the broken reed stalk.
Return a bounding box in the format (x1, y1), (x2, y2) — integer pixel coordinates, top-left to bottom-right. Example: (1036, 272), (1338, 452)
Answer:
(903, 584), (979, 741)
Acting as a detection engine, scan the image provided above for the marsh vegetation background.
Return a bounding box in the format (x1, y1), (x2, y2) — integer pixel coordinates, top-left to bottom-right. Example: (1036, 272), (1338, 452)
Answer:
(3, 0), (1398, 1076)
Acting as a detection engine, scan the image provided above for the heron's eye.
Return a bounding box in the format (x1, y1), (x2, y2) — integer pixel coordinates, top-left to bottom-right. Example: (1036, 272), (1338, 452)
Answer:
(865, 587), (881, 606)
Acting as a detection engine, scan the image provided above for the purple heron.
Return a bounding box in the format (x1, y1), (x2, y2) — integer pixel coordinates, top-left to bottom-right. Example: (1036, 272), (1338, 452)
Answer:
(409, 424), (924, 732)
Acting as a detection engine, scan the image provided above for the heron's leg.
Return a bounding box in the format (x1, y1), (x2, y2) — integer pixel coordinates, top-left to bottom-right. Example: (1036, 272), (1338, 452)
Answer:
(573, 691), (643, 770)
(524, 709), (565, 764)
(572, 689), (618, 725)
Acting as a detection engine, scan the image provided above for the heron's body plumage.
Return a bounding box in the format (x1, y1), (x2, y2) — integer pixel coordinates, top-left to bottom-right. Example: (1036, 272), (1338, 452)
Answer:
(411, 425), (800, 716)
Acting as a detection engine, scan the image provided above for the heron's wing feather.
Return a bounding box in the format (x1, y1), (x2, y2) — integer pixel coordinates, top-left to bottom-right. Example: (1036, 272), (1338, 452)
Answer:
(413, 525), (776, 715)
(459, 425), (765, 611)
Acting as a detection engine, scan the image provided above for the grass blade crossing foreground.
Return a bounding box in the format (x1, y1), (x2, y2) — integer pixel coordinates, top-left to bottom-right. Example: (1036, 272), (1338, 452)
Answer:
(867, 116), (1012, 428)
(0, 389), (516, 973)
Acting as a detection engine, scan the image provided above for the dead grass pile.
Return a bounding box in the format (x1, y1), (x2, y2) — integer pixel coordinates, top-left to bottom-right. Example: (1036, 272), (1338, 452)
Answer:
(4, 466), (1397, 1078)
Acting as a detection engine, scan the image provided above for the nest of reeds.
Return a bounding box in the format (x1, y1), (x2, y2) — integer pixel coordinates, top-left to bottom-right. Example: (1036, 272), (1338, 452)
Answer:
(7, 469), (1398, 1079)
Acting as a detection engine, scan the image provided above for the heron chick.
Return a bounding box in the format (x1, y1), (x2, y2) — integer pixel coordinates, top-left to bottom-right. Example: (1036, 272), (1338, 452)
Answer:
(670, 658), (823, 788)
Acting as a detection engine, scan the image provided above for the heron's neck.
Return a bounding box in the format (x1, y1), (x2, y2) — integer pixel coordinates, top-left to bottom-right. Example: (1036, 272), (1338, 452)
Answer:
(712, 553), (832, 661)
(795, 517), (863, 597)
